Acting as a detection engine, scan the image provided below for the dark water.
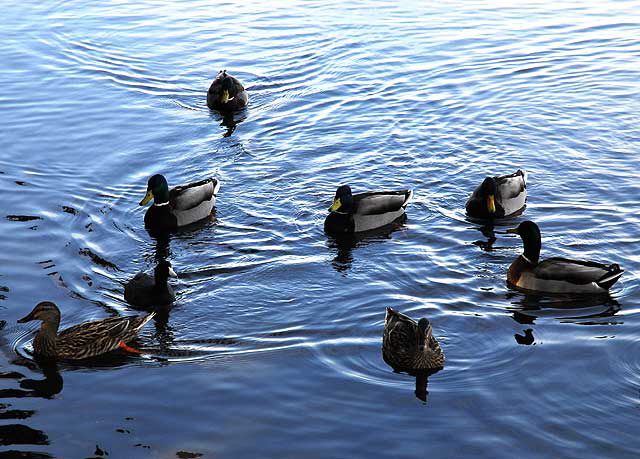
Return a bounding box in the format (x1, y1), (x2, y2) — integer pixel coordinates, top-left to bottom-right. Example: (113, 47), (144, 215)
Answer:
(2, 1), (640, 457)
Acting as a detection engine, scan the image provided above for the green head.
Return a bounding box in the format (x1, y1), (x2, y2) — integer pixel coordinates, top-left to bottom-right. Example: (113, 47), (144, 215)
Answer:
(480, 177), (497, 214)
(219, 70), (235, 104)
(140, 174), (170, 206)
(506, 220), (541, 264)
(328, 185), (354, 213)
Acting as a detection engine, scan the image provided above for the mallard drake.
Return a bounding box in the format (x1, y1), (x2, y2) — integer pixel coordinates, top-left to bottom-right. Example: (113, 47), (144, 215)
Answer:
(139, 174), (220, 235)
(17, 301), (155, 360)
(324, 185), (412, 234)
(507, 220), (624, 293)
(124, 260), (177, 309)
(206, 70), (248, 112)
(382, 307), (445, 371)
(466, 170), (527, 219)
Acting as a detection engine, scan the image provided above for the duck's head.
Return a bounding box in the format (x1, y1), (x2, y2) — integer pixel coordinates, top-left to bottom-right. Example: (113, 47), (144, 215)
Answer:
(328, 185), (354, 213)
(218, 70), (236, 104)
(480, 177), (497, 215)
(417, 318), (433, 351)
(17, 301), (61, 324)
(506, 220), (541, 264)
(155, 259), (178, 282)
(140, 174), (170, 206)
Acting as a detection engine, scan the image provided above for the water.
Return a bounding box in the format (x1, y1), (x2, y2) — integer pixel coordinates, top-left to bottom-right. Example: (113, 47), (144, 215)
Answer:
(1, 0), (639, 457)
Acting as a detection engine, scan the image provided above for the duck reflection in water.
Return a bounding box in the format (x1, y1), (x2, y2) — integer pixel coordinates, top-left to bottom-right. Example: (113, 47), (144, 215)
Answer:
(327, 214), (408, 273)
(506, 291), (622, 345)
(219, 111), (247, 138)
(19, 356), (63, 398)
(471, 224), (497, 251)
(382, 308), (445, 402)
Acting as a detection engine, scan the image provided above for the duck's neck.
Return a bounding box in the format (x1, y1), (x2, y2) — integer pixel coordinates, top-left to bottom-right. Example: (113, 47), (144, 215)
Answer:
(153, 187), (170, 206)
(33, 320), (59, 357)
(521, 237), (541, 264)
(339, 194), (355, 214)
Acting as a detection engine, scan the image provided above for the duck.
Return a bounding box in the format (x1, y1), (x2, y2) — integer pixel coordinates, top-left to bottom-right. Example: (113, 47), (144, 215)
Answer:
(139, 174), (220, 235)
(382, 307), (445, 371)
(466, 169), (527, 219)
(124, 260), (177, 309)
(17, 301), (155, 360)
(507, 220), (624, 293)
(206, 70), (248, 112)
(324, 185), (412, 234)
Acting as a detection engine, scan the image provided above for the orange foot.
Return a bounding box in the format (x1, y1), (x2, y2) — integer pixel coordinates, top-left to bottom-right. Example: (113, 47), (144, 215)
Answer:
(119, 342), (143, 354)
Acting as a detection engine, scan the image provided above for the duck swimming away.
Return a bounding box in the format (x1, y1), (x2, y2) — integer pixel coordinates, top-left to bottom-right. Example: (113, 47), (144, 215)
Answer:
(124, 260), (177, 309)
(382, 307), (445, 371)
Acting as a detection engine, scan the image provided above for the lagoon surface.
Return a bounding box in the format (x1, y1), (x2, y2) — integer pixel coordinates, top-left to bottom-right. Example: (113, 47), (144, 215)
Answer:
(1, 1), (640, 457)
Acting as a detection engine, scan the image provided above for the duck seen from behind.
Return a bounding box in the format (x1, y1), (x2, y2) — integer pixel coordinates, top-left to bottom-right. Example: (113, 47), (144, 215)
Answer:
(382, 307), (445, 371)
(466, 170), (527, 219)
(124, 260), (177, 309)
(206, 70), (248, 112)
(17, 301), (155, 360)
(324, 185), (412, 235)
(507, 220), (624, 294)
(139, 174), (220, 235)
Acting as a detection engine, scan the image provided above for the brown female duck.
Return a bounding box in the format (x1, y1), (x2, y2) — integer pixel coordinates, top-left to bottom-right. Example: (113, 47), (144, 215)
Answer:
(382, 307), (444, 371)
(17, 301), (155, 360)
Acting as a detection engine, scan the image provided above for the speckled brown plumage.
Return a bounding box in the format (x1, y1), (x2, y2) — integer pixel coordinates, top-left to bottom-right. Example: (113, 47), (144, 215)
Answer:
(18, 301), (154, 360)
(382, 307), (445, 371)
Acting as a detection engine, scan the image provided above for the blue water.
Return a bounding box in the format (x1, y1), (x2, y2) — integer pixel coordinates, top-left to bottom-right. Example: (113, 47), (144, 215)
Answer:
(1, 1), (640, 457)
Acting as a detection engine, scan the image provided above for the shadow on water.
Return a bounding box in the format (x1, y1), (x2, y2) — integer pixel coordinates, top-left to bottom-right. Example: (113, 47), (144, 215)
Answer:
(385, 366), (443, 404)
(471, 224), (497, 251)
(209, 110), (247, 138)
(506, 291), (622, 346)
(0, 357), (61, 458)
(146, 208), (218, 243)
(326, 214), (407, 273)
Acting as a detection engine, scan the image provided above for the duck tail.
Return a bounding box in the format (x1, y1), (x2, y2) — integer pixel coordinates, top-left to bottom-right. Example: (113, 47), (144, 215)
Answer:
(597, 264), (624, 290)
(403, 190), (413, 208)
(137, 311), (156, 331)
(519, 169), (528, 188)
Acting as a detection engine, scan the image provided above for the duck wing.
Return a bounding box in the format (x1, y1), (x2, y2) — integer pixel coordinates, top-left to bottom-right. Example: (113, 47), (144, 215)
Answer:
(170, 178), (220, 211)
(383, 308), (423, 370)
(494, 170), (527, 216)
(55, 314), (154, 359)
(534, 257), (624, 289)
(495, 170), (526, 198)
(354, 190), (412, 215)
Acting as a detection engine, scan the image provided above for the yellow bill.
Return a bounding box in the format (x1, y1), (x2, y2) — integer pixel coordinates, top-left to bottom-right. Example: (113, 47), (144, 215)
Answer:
(329, 198), (341, 212)
(221, 89), (230, 104)
(506, 227), (519, 235)
(487, 194), (496, 214)
(139, 189), (153, 206)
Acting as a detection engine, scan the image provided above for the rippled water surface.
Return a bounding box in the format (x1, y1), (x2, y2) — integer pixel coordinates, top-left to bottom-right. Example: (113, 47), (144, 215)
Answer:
(2, 0), (640, 457)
